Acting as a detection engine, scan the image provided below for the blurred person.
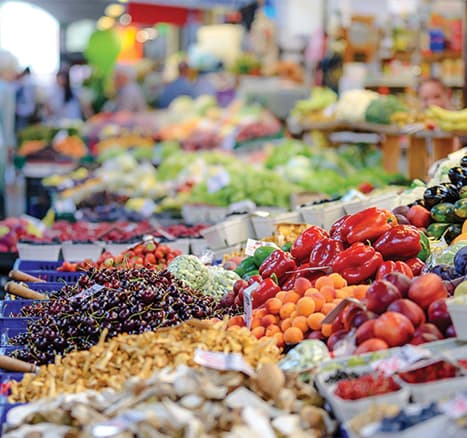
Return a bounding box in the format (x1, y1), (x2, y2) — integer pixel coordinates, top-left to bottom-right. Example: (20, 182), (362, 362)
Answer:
(158, 61), (195, 108)
(15, 67), (37, 132)
(418, 78), (451, 110)
(193, 69), (217, 98)
(46, 70), (82, 121)
(113, 64), (146, 113)
(0, 49), (19, 218)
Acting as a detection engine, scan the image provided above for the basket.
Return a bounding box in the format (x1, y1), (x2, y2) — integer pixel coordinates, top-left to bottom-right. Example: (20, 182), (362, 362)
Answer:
(26, 282), (65, 293)
(201, 216), (251, 249)
(251, 211), (302, 238)
(344, 193), (398, 215)
(299, 202), (346, 230)
(181, 204), (211, 225)
(0, 372), (24, 382)
(0, 318), (31, 345)
(14, 260), (62, 271)
(17, 243), (61, 261)
(20, 270), (83, 283)
(0, 300), (36, 317)
(61, 242), (103, 262)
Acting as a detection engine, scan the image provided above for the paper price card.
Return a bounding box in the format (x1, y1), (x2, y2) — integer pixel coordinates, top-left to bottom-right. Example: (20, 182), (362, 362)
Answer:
(245, 239), (279, 256)
(194, 348), (254, 376)
(72, 284), (105, 301)
(243, 282), (259, 329)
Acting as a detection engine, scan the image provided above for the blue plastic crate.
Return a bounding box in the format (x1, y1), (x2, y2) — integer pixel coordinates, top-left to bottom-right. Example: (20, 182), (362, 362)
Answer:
(21, 270), (84, 283)
(0, 300), (36, 317)
(0, 372), (23, 383)
(14, 260), (62, 271)
(0, 403), (25, 424)
(0, 346), (24, 356)
(0, 318), (32, 345)
(26, 282), (64, 293)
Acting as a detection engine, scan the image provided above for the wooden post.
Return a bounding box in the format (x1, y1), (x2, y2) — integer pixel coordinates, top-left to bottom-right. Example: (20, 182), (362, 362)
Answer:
(432, 136), (455, 162)
(381, 134), (401, 174)
(408, 136), (428, 180)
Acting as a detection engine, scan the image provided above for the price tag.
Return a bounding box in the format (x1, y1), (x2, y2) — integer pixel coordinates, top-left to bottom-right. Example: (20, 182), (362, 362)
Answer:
(244, 239), (279, 256)
(371, 345), (432, 376)
(207, 170), (230, 193)
(72, 284), (105, 301)
(243, 282), (259, 329)
(194, 348), (255, 376)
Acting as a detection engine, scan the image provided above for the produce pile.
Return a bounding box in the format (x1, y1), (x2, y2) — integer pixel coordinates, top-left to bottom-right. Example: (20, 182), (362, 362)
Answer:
(10, 319), (281, 401)
(12, 268), (229, 365)
(7, 363), (329, 437)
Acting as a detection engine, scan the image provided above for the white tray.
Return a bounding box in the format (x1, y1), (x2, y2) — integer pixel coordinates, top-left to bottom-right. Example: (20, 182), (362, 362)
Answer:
(299, 202), (345, 230)
(17, 243), (61, 262)
(251, 211), (302, 238)
(344, 193), (398, 215)
(61, 242), (103, 262)
(190, 238), (209, 256)
(181, 204), (210, 225)
(201, 216), (251, 249)
(447, 300), (467, 341)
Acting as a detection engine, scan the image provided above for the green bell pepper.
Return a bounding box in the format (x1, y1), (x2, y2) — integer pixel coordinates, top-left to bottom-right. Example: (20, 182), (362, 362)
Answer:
(417, 231), (431, 262)
(253, 246), (276, 267)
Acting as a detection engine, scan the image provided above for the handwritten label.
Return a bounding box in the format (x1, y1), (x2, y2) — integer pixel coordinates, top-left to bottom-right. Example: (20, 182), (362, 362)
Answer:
(194, 349), (254, 376)
(72, 284), (105, 301)
(207, 170), (230, 193)
(245, 239), (279, 256)
(243, 282), (259, 329)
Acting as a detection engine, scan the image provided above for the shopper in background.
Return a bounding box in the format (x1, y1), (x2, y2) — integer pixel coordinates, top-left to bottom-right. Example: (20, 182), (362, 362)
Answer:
(46, 70), (82, 121)
(193, 69), (217, 98)
(158, 61), (195, 108)
(15, 67), (37, 132)
(0, 49), (18, 218)
(418, 78), (451, 110)
(112, 64), (146, 113)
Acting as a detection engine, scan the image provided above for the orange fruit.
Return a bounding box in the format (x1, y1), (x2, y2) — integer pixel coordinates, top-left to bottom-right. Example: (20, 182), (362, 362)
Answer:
(321, 323), (332, 337)
(290, 311), (298, 320)
(283, 326), (304, 344)
(251, 326), (265, 339)
(227, 315), (245, 328)
(254, 308), (268, 319)
(315, 276), (334, 290)
(307, 312), (325, 330)
(261, 314), (278, 327)
(280, 318), (292, 332)
(329, 272), (347, 289)
(265, 324), (281, 337)
(250, 317), (262, 329)
(273, 332), (285, 348)
(353, 285), (369, 300)
(279, 302), (296, 320)
(292, 316), (309, 333)
(304, 287), (320, 297)
(336, 287), (352, 299)
(333, 298), (343, 305)
(321, 285), (336, 302)
(276, 291), (287, 302)
(294, 278), (312, 295)
(296, 297), (316, 317)
(283, 291), (301, 304)
(265, 298), (282, 315)
(308, 291), (325, 311)
(322, 302), (336, 315)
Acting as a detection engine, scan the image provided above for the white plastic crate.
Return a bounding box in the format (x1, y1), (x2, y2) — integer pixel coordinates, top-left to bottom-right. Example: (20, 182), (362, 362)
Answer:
(103, 242), (132, 256)
(190, 238), (209, 256)
(207, 206), (229, 223)
(299, 202), (346, 230)
(212, 243), (242, 261)
(17, 243), (61, 262)
(61, 242), (103, 262)
(344, 192), (398, 215)
(251, 211), (302, 238)
(164, 239), (190, 254)
(181, 204), (210, 225)
(201, 216), (251, 249)
(447, 299), (467, 341)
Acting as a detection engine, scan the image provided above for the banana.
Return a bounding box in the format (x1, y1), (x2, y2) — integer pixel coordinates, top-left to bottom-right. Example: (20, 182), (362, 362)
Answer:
(427, 105), (467, 122)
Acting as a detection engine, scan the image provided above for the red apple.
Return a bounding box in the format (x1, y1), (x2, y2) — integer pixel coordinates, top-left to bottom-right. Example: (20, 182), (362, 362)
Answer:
(327, 329), (349, 351)
(374, 312), (415, 347)
(383, 272), (412, 297)
(408, 274), (448, 310)
(445, 325), (457, 338)
(428, 299), (452, 332)
(341, 303), (363, 331)
(356, 319), (376, 345)
(411, 323), (444, 345)
(355, 338), (389, 355)
(351, 310), (377, 329)
(366, 280), (402, 314)
(331, 314), (345, 334)
(387, 299), (426, 328)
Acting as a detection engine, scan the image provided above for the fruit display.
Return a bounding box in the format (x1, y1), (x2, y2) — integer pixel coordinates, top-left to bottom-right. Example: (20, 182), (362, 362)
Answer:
(290, 87), (338, 123)
(335, 89), (379, 123)
(426, 105), (467, 132)
(334, 372), (401, 400)
(9, 319), (281, 401)
(11, 268), (229, 365)
(398, 360), (459, 384)
(365, 95), (408, 125)
(6, 364), (330, 437)
(0, 217), (44, 253)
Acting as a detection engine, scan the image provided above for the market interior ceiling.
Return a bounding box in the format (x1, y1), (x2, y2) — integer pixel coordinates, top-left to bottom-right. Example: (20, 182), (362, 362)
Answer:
(28, 0), (256, 23)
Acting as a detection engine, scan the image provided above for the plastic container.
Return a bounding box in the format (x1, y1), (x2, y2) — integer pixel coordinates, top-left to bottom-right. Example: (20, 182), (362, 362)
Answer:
(0, 318), (31, 345)
(190, 238), (209, 256)
(20, 270), (83, 283)
(446, 299), (467, 341)
(17, 243), (61, 262)
(14, 260), (62, 271)
(344, 193), (397, 215)
(164, 239), (190, 254)
(207, 206), (229, 223)
(201, 216), (251, 249)
(0, 346), (24, 356)
(0, 300), (36, 317)
(0, 403), (24, 424)
(299, 202), (345, 230)
(0, 372), (24, 382)
(182, 204), (210, 225)
(26, 282), (64, 293)
(61, 242), (103, 262)
(251, 211), (302, 238)
(212, 244), (242, 262)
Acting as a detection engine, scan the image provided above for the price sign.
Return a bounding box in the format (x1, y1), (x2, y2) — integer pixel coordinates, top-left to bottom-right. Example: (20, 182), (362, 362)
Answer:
(244, 239), (279, 256)
(243, 282), (259, 329)
(194, 348), (254, 376)
(72, 284), (105, 301)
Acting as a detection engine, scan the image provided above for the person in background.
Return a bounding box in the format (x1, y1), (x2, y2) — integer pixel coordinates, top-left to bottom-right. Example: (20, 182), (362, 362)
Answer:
(113, 64), (146, 113)
(158, 61), (195, 108)
(418, 78), (451, 110)
(0, 49), (19, 218)
(15, 67), (37, 132)
(193, 69), (217, 98)
(46, 70), (82, 121)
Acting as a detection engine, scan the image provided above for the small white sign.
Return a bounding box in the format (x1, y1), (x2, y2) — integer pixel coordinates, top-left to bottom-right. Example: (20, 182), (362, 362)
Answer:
(244, 239), (279, 256)
(243, 282), (259, 329)
(194, 348), (254, 376)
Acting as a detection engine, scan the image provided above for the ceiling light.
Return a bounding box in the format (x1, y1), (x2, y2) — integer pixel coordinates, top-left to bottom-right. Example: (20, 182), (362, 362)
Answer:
(97, 16), (115, 30)
(105, 4), (125, 18)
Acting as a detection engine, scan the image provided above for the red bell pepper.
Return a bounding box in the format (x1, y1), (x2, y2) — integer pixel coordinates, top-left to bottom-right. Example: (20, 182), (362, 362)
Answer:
(252, 278), (281, 308)
(373, 225), (421, 261)
(259, 249), (296, 282)
(342, 208), (397, 245)
(329, 215), (350, 242)
(290, 225), (329, 262)
(309, 238), (344, 268)
(332, 242), (383, 284)
(406, 258), (426, 276)
(376, 261), (414, 280)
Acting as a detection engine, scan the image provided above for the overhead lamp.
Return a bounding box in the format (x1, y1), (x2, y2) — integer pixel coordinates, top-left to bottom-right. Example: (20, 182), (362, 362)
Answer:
(97, 16), (115, 30)
(119, 13), (132, 25)
(105, 3), (125, 18)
